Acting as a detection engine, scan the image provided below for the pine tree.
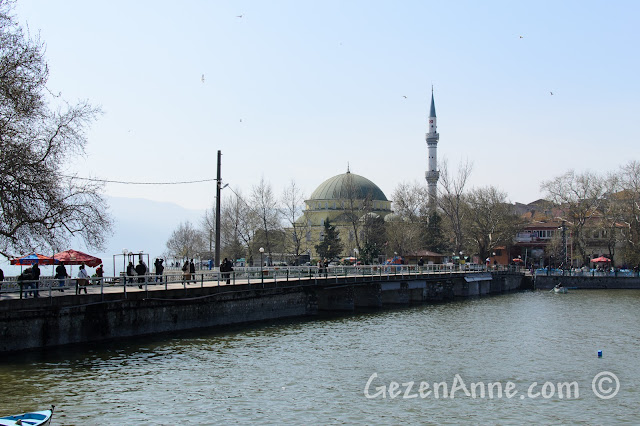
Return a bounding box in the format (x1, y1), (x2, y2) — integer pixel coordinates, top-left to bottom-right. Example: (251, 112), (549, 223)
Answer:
(424, 211), (448, 254)
(315, 219), (343, 260)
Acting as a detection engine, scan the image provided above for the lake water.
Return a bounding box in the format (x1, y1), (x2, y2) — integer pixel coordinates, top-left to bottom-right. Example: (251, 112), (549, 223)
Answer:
(1, 290), (639, 424)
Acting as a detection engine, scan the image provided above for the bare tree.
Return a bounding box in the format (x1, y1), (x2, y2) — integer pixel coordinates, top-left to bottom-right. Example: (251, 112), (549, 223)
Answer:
(0, 1), (110, 257)
(201, 204), (216, 260)
(281, 180), (306, 262)
(251, 177), (281, 261)
(541, 170), (606, 266)
(464, 186), (523, 260)
(221, 189), (255, 263)
(390, 181), (429, 258)
(165, 221), (205, 260)
(438, 158), (473, 253)
(618, 161), (640, 265)
(392, 181), (429, 221)
(385, 215), (421, 259)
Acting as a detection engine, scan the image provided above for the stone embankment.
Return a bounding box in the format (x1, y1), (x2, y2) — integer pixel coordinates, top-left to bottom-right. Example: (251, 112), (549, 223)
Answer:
(0, 272), (527, 353)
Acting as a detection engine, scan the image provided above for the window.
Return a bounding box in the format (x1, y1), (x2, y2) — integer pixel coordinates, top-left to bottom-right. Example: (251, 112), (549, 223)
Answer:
(306, 231), (311, 242)
(319, 232), (324, 241)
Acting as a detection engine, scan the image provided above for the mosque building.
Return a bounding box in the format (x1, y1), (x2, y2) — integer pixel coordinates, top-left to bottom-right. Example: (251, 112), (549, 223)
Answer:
(295, 91), (439, 260)
(296, 169), (392, 258)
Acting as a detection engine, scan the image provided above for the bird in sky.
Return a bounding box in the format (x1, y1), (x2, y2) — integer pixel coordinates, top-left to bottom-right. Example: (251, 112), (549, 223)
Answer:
(519, 35), (524, 38)
(201, 74), (205, 83)
(402, 95), (407, 99)
(236, 14), (243, 18)
(550, 91), (553, 95)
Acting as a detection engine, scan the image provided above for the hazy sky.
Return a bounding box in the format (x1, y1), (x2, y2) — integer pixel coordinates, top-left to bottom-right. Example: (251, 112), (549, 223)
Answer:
(14, 0), (640, 210)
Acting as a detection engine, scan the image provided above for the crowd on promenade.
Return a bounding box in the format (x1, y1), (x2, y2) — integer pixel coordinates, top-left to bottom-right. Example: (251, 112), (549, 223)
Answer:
(0, 256), (242, 298)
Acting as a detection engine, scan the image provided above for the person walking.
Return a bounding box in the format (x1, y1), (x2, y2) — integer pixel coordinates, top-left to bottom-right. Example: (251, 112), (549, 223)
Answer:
(220, 258), (233, 284)
(154, 258), (164, 283)
(76, 264), (89, 294)
(135, 259), (147, 289)
(182, 260), (190, 283)
(31, 261), (41, 298)
(95, 264), (104, 284)
(55, 261), (69, 292)
(189, 259), (196, 283)
(126, 261), (136, 284)
(225, 258), (234, 284)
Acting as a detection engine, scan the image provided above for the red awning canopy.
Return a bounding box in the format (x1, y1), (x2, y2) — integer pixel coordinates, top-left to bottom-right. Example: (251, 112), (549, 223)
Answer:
(591, 256), (611, 263)
(54, 249), (102, 267)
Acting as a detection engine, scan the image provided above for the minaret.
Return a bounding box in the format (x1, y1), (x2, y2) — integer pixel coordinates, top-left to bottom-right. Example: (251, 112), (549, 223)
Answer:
(425, 87), (440, 211)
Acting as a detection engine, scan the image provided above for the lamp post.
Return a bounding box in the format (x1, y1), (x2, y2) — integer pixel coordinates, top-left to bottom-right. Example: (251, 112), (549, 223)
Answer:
(354, 248), (358, 266)
(259, 247), (265, 284)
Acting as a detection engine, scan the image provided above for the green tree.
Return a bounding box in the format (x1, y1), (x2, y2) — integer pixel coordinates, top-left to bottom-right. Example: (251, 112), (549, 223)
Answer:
(315, 219), (343, 260)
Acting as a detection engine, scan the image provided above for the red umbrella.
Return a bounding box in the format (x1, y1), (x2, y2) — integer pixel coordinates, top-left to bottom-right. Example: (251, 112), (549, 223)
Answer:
(591, 256), (611, 263)
(10, 253), (59, 265)
(54, 249), (102, 267)
(512, 258), (524, 263)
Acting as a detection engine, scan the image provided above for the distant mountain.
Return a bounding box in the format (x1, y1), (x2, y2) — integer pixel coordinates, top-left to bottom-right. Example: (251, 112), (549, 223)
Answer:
(1, 197), (205, 277)
(100, 197), (205, 271)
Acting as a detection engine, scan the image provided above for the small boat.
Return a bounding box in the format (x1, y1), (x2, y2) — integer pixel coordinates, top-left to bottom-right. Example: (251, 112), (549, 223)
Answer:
(0, 406), (54, 426)
(553, 284), (568, 294)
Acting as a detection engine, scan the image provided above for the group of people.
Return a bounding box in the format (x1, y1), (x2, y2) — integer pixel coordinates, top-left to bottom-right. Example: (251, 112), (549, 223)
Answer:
(11, 261), (102, 297)
(127, 259), (149, 288)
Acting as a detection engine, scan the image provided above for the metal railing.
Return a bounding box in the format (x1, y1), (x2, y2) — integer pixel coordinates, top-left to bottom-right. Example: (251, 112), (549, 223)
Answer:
(0, 264), (523, 300)
(534, 268), (640, 278)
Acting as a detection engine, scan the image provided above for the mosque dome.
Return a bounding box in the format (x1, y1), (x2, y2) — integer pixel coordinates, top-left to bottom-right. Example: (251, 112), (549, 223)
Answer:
(309, 171), (388, 202)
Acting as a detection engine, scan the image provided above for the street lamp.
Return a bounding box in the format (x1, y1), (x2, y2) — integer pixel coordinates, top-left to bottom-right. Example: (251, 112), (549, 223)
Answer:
(354, 248), (358, 266)
(259, 247), (265, 284)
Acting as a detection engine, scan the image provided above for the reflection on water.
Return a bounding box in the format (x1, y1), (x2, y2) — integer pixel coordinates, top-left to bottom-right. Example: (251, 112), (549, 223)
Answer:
(1, 290), (639, 424)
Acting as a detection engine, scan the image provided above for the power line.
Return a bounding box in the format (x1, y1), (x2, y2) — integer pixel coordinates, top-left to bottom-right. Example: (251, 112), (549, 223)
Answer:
(62, 175), (216, 185)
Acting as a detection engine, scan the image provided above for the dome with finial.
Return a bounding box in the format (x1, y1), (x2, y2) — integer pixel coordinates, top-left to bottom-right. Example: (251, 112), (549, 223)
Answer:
(309, 171), (388, 202)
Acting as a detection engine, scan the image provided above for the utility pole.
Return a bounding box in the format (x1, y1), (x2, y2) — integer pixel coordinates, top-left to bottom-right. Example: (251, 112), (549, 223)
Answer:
(215, 150), (222, 268)
(560, 221), (567, 270)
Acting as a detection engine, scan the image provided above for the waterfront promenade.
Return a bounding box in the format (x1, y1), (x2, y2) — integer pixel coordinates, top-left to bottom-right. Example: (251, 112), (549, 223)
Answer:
(0, 264), (504, 301)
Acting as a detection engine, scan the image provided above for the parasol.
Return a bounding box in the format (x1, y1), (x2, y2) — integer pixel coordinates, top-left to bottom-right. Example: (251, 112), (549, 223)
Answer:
(54, 249), (102, 267)
(10, 253), (59, 265)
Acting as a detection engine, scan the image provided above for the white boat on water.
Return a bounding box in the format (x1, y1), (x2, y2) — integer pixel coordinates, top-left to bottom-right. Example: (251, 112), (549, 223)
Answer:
(0, 406), (54, 426)
(553, 285), (568, 294)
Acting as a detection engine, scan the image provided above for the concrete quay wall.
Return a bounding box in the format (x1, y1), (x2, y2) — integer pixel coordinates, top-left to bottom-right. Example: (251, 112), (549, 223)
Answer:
(1, 273), (526, 353)
(0, 285), (314, 353)
(535, 276), (640, 289)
